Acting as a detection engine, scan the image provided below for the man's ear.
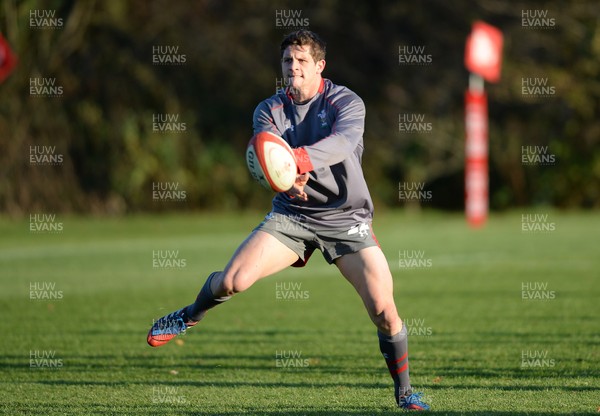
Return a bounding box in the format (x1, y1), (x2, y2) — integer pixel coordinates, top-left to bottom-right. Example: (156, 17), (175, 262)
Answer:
(316, 59), (326, 74)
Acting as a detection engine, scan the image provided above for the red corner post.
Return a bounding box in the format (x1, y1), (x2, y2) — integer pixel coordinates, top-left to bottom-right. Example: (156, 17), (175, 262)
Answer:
(465, 88), (488, 227)
(464, 21), (503, 227)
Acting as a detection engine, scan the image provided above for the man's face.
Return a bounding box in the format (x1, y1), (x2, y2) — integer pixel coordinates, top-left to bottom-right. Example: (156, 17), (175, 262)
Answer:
(281, 44), (325, 92)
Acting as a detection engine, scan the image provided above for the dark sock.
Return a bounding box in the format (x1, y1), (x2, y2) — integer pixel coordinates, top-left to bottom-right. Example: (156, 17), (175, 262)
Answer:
(378, 325), (412, 404)
(184, 271), (231, 322)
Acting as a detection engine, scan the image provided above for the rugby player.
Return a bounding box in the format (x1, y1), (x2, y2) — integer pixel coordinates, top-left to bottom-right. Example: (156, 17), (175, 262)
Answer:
(147, 29), (430, 411)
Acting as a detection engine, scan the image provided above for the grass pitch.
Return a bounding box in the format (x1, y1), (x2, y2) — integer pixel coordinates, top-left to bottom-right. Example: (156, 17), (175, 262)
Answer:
(0, 210), (598, 415)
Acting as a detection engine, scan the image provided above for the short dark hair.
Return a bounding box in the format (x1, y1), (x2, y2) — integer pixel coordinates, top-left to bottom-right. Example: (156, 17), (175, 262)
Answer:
(280, 30), (326, 62)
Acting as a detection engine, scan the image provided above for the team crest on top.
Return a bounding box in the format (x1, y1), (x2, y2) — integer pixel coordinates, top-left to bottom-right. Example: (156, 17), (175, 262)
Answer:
(283, 120), (294, 133)
(317, 109), (328, 128)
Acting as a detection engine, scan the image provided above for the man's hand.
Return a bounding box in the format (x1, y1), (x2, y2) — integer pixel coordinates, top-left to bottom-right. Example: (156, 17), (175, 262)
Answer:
(286, 173), (309, 201)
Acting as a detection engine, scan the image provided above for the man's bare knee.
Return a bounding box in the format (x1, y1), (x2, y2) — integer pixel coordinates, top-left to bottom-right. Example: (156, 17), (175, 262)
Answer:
(371, 307), (402, 335)
(220, 269), (256, 296)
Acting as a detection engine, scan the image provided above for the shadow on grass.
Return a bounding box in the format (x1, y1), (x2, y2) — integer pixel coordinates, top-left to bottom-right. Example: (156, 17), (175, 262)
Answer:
(6, 402), (600, 416)
(2, 349), (598, 389)
(31, 378), (598, 393)
(3, 351), (594, 381)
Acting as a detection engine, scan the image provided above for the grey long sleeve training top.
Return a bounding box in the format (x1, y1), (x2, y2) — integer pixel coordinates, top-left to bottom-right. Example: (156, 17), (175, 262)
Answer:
(253, 78), (374, 228)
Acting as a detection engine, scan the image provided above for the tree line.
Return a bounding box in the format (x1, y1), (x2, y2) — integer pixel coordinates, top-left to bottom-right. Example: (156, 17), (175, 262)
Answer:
(1, 0), (598, 216)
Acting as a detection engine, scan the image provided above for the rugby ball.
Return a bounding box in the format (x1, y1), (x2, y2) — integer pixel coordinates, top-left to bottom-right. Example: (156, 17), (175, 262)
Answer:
(246, 131), (297, 193)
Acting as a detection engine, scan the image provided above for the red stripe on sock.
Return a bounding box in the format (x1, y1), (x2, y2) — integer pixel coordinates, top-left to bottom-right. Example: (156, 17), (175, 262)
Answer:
(395, 361), (408, 374)
(388, 352), (408, 366)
